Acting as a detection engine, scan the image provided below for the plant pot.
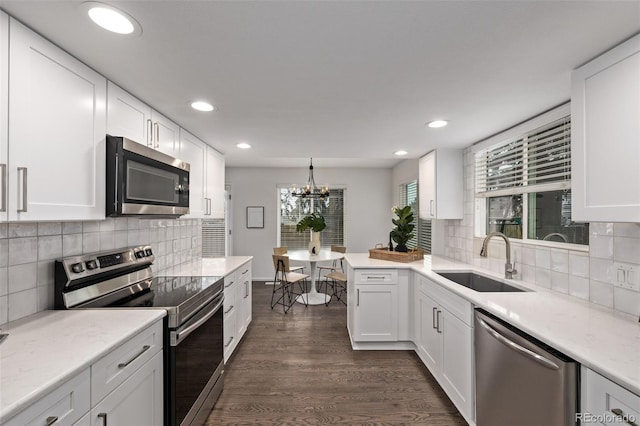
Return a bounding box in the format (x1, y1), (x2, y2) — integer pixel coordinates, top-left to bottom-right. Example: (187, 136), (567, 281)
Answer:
(395, 244), (408, 253)
(308, 231), (321, 254)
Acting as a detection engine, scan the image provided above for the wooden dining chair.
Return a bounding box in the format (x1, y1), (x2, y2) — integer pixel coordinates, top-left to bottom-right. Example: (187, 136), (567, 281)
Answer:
(273, 247), (305, 272)
(318, 246), (347, 305)
(271, 254), (309, 314)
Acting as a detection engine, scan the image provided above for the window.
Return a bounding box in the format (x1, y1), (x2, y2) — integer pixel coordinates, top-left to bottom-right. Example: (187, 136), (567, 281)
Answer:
(278, 187), (345, 249)
(202, 218), (226, 257)
(475, 110), (589, 245)
(400, 180), (431, 254)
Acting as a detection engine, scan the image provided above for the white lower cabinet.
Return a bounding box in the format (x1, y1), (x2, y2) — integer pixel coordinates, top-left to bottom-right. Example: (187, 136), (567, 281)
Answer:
(90, 351), (163, 426)
(414, 274), (474, 424)
(4, 369), (91, 426)
(354, 284), (398, 341)
(223, 260), (252, 362)
(6, 319), (164, 426)
(581, 367), (640, 426)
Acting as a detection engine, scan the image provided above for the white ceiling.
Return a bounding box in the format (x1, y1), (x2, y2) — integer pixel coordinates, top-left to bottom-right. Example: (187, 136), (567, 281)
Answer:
(1, 1), (639, 168)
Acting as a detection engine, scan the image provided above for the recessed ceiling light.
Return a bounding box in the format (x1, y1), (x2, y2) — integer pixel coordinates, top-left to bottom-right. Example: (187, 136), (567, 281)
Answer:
(83, 2), (141, 35)
(427, 120), (448, 128)
(191, 101), (215, 112)
(394, 150), (408, 156)
(236, 142), (251, 149)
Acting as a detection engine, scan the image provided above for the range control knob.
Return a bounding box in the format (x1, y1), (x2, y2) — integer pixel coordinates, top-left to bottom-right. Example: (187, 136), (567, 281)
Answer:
(135, 251), (145, 259)
(85, 260), (98, 270)
(145, 248), (153, 256)
(71, 263), (85, 274)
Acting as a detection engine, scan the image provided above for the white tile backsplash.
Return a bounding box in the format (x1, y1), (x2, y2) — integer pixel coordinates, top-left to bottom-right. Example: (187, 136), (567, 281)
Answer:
(442, 145), (640, 317)
(0, 218), (203, 326)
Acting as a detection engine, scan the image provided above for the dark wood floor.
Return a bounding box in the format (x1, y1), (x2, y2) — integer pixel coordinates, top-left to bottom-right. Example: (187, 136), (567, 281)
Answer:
(207, 281), (467, 425)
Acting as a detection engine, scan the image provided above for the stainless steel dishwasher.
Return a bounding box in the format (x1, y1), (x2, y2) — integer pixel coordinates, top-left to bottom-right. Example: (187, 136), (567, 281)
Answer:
(474, 309), (578, 426)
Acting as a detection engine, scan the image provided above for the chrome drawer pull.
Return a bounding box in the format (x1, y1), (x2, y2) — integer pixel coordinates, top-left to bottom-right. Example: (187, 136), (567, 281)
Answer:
(98, 412), (108, 426)
(17, 167), (27, 212)
(225, 336), (234, 348)
(224, 305), (234, 314)
(365, 276), (387, 280)
(0, 163), (6, 212)
(118, 345), (150, 368)
(45, 416), (58, 426)
(225, 281), (234, 288)
(432, 307), (438, 329)
(611, 408), (638, 426)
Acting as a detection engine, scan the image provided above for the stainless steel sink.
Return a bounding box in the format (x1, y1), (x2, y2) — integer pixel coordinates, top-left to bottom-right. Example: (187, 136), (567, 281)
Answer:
(434, 271), (527, 292)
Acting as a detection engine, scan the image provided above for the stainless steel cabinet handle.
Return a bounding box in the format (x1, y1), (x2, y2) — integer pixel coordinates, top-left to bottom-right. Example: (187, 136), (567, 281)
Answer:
(224, 336), (234, 348)
(432, 307), (438, 329)
(244, 281), (249, 298)
(365, 275), (386, 280)
(478, 318), (559, 370)
(357, 289), (360, 306)
(225, 280), (234, 288)
(430, 200), (435, 216)
(224, 305), (234, 314)
(243, 269), (249, 274)
(98, 412), (107, 426)
(17, 167), (27, 213)
(0, 164), (6, 212)
(436, 310), (442, 333)
(146, 119), (152, 147)
(154, 122), (160, 148)
(611, 408), (638, 426)
(45, 416), (58, 426)
(118, 345), (150, 368)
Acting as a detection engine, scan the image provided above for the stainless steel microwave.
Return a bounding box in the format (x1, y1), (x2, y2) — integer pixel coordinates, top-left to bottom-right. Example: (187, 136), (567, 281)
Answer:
(106, 135), (190, 217)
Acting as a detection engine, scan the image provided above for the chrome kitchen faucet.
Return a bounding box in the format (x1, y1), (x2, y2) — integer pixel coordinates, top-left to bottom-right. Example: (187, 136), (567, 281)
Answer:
(480, 232), (517, 279)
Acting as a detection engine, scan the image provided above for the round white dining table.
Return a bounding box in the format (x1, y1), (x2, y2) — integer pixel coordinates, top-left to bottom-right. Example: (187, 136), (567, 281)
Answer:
(287, 249), (345, 305)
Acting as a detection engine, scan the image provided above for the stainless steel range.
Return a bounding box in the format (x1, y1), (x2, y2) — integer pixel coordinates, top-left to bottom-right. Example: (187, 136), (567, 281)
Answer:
(54, 246), (224, 426)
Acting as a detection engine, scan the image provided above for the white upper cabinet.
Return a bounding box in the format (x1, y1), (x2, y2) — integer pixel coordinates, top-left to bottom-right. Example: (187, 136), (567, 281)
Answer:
(107, 82), (179, 158)
(418, 149), (463, 219)
(205, 146), (225, 219)
(8, 18), (106, 221)
(571, 33), (640, 222)
(0, 11), (8, 222)
(179, 129), (207, 218)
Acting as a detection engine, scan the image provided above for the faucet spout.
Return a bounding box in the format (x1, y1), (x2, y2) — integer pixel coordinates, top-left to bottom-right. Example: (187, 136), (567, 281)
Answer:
(480, 232), (517, 279)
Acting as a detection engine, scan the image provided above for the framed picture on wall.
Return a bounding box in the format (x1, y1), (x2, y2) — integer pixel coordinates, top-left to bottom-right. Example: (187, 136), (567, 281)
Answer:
(246, 206), (264, 228)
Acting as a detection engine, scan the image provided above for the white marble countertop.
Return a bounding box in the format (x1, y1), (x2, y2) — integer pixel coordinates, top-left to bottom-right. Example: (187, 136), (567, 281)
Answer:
(345, 253), (640, 396)
(0, 309), (166, 423)
(158, 256), (253, 277)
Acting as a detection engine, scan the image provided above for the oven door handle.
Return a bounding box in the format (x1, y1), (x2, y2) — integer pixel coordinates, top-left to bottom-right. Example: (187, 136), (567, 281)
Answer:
(171, 294), (224, 346)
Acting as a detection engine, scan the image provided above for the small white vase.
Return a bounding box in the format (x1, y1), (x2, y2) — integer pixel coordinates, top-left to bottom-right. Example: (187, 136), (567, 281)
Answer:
(308, 231), (321, 255)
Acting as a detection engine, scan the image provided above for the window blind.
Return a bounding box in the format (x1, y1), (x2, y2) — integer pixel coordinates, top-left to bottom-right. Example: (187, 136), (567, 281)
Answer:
(202, 219), (226, 257)
(476, 115), (571, 197)
(279, 188), (345, 250)
(399, 180), (431, 254)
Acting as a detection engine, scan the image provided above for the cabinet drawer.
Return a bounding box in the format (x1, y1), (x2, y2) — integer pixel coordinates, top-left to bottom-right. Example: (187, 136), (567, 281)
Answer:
(355, 269), (398, 284)
(224, 271), (237, 292)
(583, 368), (640, 425)
(419, 274), (472, 326)
(238, 263), (251, 281)
(224, 289), (237, 318)
(91, 320), (163, 405)
(6, 368), (90, 426)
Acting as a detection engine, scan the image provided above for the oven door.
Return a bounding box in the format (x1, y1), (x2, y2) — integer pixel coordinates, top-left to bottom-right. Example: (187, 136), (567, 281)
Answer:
(107, 135), (190, 217)
(168, 292), (224, 426)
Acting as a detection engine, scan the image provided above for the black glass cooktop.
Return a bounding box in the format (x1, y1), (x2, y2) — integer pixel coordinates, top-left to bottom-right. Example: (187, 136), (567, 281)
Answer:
(111, 275), (224, 327)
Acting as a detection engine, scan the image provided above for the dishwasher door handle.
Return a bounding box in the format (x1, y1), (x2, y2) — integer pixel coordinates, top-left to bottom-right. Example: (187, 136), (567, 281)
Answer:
(478, 317), (559, 370)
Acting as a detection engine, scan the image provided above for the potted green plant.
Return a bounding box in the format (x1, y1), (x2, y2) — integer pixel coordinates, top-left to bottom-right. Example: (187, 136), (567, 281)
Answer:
(390, 206), (415, 252)
(296, 213), (326, 254)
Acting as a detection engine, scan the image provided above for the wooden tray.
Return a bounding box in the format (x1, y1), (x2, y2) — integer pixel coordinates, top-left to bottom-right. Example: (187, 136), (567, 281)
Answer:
(368, 248), (424, 263)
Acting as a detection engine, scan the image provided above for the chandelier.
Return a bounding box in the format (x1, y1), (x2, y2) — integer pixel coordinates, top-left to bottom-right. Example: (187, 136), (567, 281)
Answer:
(291, 158), (330, 199)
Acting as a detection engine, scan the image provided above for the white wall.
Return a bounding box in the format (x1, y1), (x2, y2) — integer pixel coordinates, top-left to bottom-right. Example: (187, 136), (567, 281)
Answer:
(227, 166), (392, 279)
(391, 159), (418, 205)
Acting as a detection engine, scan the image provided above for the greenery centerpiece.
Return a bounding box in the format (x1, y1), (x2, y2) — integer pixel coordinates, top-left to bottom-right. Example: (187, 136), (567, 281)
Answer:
(296, 213), (326, 254)
(390, 205), (415, 252)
